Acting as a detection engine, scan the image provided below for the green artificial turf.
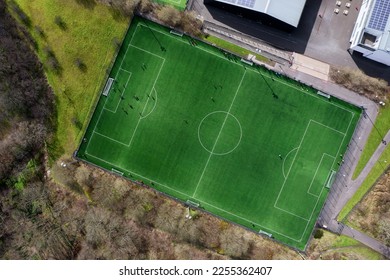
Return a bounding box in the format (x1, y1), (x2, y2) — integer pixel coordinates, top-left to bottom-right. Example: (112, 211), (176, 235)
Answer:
(77, 17), (361, 250)
(154, 0), (188, 10)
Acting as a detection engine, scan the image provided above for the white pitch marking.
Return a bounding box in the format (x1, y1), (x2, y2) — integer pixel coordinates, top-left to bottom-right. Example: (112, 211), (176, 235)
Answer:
(91, 49), (165, 149)
(137, 23), (356, 120)
(192, 71), (247, 198)
(282, 147), (299, 179)
(103, 69), (132, 113)
(310, 119), (346, 135)
(307, 153), (334, 197)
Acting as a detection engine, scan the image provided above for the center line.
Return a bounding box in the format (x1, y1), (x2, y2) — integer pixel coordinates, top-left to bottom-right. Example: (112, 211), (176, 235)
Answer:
(192, 70), (247, 198)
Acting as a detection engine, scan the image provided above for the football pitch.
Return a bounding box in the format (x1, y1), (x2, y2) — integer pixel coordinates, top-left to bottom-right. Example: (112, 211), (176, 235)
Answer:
(77, 17), (361, 250)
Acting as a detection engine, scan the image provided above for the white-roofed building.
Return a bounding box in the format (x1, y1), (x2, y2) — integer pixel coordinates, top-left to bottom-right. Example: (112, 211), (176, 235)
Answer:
(209, 0), (307, 27)
(350, 0), (390, 66)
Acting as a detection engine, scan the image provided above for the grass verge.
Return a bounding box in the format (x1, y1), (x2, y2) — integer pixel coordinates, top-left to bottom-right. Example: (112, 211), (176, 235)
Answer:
(352, 105), (390, 179)
(204, 35), (272, 65)
(338, 144), (390, 221)
(10, 0), (128, 159)
(309, 231), (384, 259)
(332, 235), (383, 260)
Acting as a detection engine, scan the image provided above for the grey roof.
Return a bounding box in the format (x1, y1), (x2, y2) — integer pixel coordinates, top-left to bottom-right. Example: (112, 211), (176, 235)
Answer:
(214, 0), (307, 27)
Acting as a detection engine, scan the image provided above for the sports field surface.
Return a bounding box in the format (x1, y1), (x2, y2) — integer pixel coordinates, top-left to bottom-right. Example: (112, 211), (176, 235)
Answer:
(77, 17), (361, 250)
(155, 0), (188, 10)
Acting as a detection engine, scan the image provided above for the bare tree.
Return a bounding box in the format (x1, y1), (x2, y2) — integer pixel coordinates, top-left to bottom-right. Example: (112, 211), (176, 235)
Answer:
(137, 0), (154, 14)
(219, 227), (253, 259)
(156, 5), (181, 27)
(378, 219), (390, 246)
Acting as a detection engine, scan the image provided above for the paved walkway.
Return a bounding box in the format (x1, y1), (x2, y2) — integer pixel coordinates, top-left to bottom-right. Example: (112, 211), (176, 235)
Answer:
(341, 225), (390, 258)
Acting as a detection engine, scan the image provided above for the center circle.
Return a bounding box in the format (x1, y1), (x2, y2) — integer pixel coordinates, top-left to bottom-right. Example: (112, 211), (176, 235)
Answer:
(198, 111), (242, 156)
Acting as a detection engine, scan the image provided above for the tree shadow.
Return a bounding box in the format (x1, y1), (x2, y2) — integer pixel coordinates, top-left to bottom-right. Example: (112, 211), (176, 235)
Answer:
(75, 58), (87, 73)
(109, 7), (126, 22)
(54, 16), (67, 31)
(43, 46), (63, 76)
(8, 0), (31, 28)
(34, 25), (46, 39)
(75, 0), (97, 10)
(72, 116), (83, 131)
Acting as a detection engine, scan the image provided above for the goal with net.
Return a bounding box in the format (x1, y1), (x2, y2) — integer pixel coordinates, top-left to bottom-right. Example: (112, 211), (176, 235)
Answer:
(317, 91), (330, 99)
(241, 58), (254, 66)
(325, 170), (337, 189)
(111, 168), (124, 176)
(186, 200), (200, 208)
(259, 229), (272, 238)
(103, 77), (114, 96)
(170, 30), (183, 37)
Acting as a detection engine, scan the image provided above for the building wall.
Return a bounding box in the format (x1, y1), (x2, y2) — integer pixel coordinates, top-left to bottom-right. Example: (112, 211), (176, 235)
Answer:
(350, 0), (372, 47)
(365, 50), (390, 66)
(352, 45), (373, 56)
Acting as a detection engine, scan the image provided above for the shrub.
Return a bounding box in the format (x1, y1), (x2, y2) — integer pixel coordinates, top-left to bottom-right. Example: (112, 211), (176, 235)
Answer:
(156, 5), (181, 27)
(330, 67), (389, 102)
(137, 0), (154, 14)
(314, 229), (324, 239)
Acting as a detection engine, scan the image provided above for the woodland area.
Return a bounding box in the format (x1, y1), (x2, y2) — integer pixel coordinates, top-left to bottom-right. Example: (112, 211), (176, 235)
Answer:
(0, 0), (54, 257)
(0, 1), (53, 183)
(0, 0), (384, 260)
